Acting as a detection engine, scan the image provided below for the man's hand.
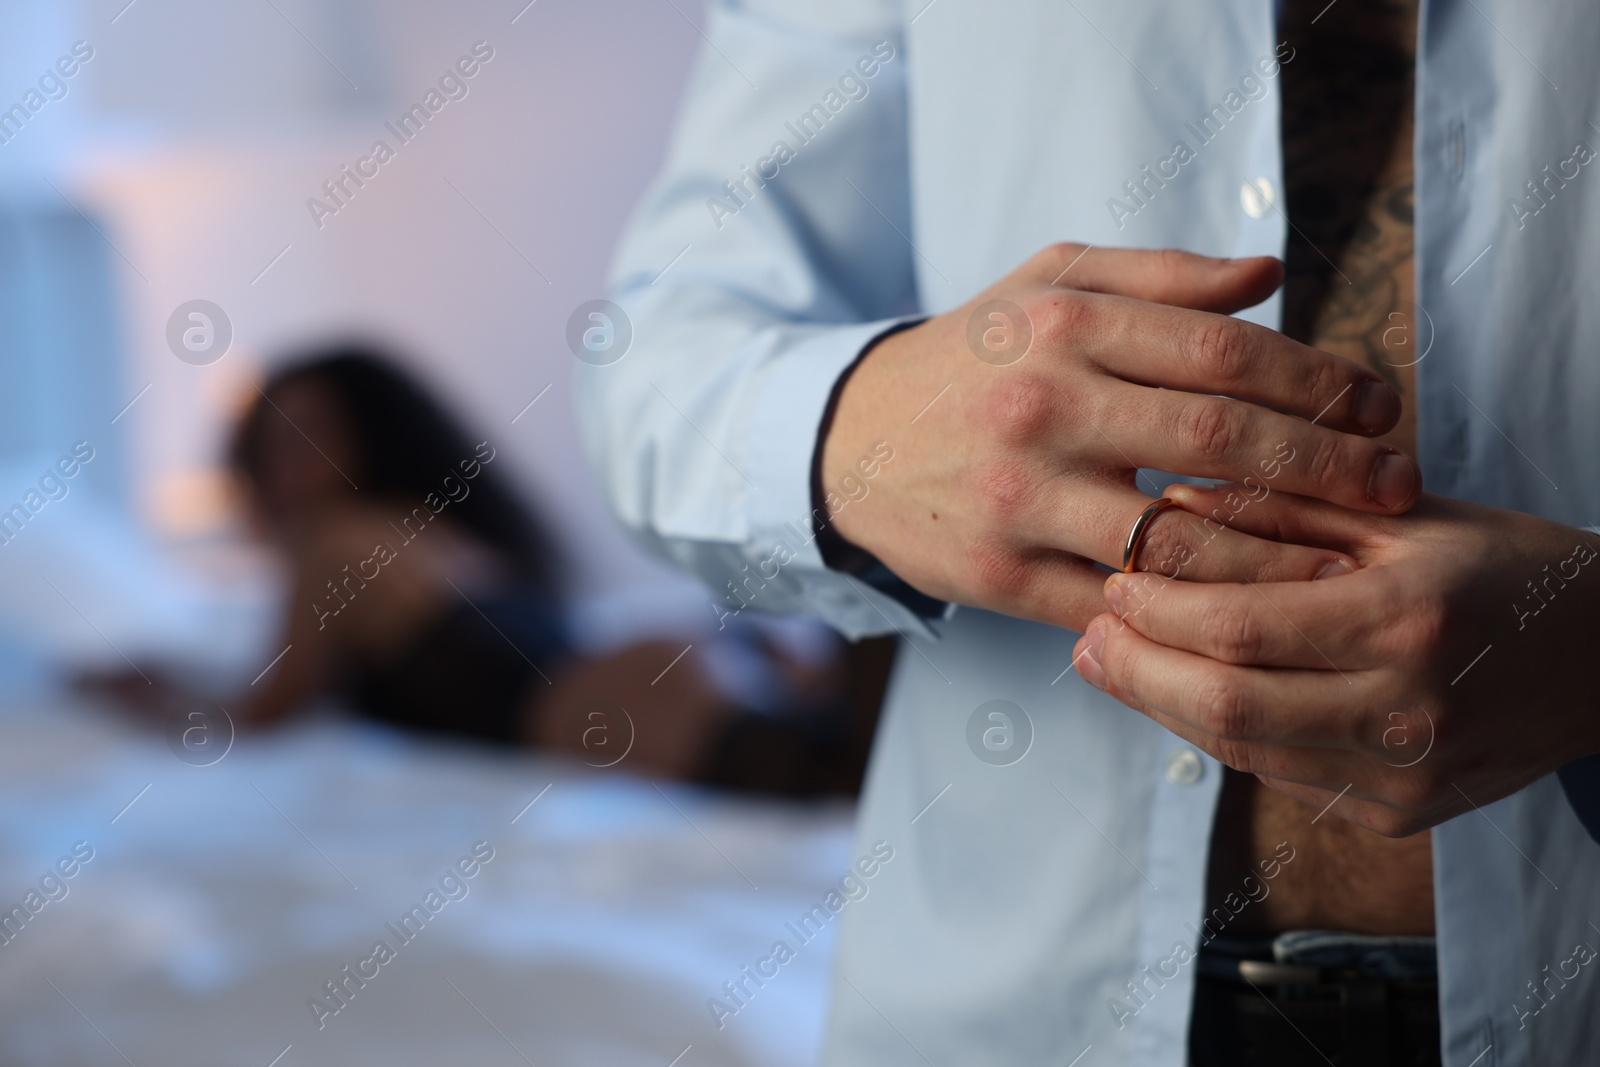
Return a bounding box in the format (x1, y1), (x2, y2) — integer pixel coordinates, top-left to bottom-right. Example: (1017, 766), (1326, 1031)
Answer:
(1075, 484), (1600, 836)
(821, 244), (1418, 631)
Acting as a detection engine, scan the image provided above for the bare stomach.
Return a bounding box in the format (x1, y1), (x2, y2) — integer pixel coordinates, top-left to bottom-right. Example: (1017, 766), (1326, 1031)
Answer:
(1204, 769), (1435, 936)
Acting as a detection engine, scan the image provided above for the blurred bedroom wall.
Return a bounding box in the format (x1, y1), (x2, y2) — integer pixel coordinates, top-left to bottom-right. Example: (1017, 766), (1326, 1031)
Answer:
(0, 0), (713, 684)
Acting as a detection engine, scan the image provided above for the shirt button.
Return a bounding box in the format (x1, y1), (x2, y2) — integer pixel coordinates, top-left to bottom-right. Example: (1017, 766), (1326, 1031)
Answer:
(1240, 176), (1276, 218)
(1165, 748), (1203, 786)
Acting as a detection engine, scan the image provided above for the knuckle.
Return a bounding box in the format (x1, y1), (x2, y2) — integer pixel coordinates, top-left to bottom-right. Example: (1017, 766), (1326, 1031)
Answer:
(972, 457), (1036, 525)
(1381, 776), (1426, 813)
(1299, 431), (1351, 495)
(1206, 601), (1264, 664)
(1047, 241), (1089, 269)
(1398, 600), (1449, 660)
(1027, 289), (1095, 349)
(1112, 574), (1168, 626)
(1306, 358), (1345, 421)
(984, 373), (1059, 444)
(1099, 625), (1142, 689)
(1132, 511), (1196, 577)
(1190, 316), (1250, 383)
(1192, 670), (1253, 740)
(1176, 398), (1245, 464)
(1382, 766), (1443, 816)
(1367, 808), (1415, 839)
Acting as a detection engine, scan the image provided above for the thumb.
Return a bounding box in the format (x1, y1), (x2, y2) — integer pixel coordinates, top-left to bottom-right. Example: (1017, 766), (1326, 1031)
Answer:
(1014, 243), (1284, 315)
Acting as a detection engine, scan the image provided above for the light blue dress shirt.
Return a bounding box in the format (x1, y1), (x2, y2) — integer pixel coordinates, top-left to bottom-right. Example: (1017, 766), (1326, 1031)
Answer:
(580, 1), (1600, 1063)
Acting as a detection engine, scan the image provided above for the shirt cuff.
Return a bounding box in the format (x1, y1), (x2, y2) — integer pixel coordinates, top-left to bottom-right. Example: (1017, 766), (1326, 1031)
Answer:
(745, 315), (941, 641)
(810, 319), (949, 619)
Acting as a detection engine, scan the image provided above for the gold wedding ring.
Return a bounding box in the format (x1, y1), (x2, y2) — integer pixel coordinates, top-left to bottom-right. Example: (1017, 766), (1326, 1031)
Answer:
(1121, 497), (1177, 573)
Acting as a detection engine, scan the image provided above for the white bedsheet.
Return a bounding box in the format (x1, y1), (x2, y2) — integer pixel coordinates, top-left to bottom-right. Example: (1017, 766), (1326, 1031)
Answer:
(0, 692), (856, 1067)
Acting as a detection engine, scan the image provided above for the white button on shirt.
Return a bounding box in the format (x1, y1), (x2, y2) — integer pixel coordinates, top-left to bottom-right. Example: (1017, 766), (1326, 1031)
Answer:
(1239, 176), (1276, 218)
(1165, 748), (1204, 787)
(582, 1), (1600, 1063)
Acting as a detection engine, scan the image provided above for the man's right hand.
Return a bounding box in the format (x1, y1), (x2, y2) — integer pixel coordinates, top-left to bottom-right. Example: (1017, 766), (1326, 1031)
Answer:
(819, 243), (1419, 632)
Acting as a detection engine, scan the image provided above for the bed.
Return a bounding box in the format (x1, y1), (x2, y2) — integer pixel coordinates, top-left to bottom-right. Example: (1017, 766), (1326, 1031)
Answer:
(0, 689), (854, 1067)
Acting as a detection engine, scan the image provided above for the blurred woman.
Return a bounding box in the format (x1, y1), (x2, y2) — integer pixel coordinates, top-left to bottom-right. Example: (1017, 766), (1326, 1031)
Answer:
(100, 344), (879, 794)
(229, 346), (576, 744)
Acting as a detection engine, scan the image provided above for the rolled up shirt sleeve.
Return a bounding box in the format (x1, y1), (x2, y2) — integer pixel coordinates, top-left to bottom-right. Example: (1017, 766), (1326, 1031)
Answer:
(578, 0), (937, 641)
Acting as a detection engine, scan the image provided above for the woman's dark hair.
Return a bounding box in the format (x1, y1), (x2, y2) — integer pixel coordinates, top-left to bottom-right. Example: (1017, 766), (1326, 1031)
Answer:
(231, 345), (563, 599)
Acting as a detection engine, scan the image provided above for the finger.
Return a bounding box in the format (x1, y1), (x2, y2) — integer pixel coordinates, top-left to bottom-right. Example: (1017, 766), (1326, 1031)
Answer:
(1100, 692), (1440, 829)
(1100, 569), (1379, 669)
(1079, 651), (1382, 791)
(1166, 483), (1393, 555)
(960, 544), (1115, 634)
(1011, 243), (1285, 314)
(1030, 483), (1357, 583)
(1074, 628), (1445, 827)
(1126, 701), (1372, 798)
(1097, 383), (1419, 513)
(1076, 612), (1375, 750)
(1077, 291), (1406, 444)
(1130, 503), (1360, 583)
(1094, 687), (1395, 808)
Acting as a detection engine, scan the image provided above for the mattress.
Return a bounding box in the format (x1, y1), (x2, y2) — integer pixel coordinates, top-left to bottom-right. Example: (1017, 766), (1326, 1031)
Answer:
(0, 691), (856, 1067)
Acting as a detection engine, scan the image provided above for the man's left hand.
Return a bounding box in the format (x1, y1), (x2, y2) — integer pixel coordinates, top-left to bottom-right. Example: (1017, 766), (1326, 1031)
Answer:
(1074, 485), (1600, 836)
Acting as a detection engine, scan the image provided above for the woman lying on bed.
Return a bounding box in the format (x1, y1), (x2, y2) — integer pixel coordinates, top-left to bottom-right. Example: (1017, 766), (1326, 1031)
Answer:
(91, 345), (880, 796)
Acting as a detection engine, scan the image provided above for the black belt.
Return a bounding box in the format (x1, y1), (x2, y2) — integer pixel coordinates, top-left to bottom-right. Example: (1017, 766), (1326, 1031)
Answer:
(1189, 933), (1442, 1067)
